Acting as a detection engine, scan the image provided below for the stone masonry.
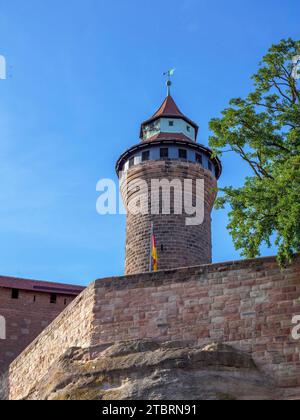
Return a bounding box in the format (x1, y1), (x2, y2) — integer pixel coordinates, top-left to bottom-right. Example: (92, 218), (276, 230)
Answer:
(2, 255), (300, 400)
(120, 160), (217, 274)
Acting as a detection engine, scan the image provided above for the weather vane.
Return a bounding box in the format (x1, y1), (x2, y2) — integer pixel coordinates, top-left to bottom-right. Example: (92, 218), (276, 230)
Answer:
(163, 68), (176, 96)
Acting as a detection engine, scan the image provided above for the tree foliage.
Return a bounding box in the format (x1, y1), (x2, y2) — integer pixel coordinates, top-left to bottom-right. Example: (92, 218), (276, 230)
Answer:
(209, 39), (300, 266)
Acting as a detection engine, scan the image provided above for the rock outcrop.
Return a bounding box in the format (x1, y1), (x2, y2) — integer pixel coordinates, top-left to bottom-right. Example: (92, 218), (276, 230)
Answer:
(22, 340), (280, 400)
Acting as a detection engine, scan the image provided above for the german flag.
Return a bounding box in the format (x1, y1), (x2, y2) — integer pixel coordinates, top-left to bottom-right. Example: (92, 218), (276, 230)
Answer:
(151, 233), (158, 272)
(150, 223), (158, 272)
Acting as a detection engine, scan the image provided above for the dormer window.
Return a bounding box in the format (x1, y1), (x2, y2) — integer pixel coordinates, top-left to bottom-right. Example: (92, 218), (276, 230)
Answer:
(169, 121), (174, 127)
(186, 125), (191, 132)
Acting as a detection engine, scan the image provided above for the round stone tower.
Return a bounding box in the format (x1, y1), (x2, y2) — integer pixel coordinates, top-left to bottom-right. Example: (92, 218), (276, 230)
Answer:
(116, 85), (222, 275)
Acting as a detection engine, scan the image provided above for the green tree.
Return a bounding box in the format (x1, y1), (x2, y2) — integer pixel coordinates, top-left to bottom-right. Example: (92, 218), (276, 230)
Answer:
(209, 39), (300, 266)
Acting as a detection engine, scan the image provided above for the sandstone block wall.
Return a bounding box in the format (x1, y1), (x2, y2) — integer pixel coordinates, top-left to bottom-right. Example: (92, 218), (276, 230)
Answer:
(91, 256), (300, 391)
(3, 256), (300, 400)
(121, 160), (217, 274)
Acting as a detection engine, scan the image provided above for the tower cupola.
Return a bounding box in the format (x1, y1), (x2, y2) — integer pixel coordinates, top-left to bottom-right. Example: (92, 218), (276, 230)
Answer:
(140, 95), (199, 143)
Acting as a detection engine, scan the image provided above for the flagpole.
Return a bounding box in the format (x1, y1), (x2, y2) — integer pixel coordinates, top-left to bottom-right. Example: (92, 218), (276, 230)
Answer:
(149, 222), (153, 272)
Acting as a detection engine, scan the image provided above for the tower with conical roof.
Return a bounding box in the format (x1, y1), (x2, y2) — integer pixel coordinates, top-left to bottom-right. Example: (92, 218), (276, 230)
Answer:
(116, 82), (222, 275)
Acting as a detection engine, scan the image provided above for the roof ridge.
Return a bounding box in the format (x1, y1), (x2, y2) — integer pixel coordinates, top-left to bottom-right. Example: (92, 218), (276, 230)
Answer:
(0, 276), (84, 295)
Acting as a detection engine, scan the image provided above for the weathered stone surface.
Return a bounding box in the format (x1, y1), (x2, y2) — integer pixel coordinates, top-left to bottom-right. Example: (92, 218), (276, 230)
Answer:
(23, 340), (280, 401)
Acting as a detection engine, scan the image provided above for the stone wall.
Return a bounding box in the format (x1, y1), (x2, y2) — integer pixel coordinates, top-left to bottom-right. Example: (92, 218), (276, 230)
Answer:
(91, 255), (300, 391)
(3, 256), (300, 400)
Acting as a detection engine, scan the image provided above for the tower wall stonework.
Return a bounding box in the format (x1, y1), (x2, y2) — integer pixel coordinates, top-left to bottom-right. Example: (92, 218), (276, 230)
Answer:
(120, 160), (217, 275)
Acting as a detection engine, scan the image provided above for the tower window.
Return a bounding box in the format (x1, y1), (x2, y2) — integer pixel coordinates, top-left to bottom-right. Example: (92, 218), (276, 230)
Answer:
(50, 294), (57, 304)
(129, 157), (135, 168)
(196, 154), (203, 165)
(142, 151), (150, 162)
(160, 148), (169, 159)
(169, 121), (174, 127)
(208, 161), (213, 171)
(11, 289), (19, 300)
(186, 125), (191, 132)
(179, 149), (187, 160)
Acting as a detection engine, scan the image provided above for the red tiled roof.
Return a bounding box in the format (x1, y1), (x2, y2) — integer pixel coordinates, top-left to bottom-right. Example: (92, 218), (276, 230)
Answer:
(146, 132), (195, 143)
(140, 95), (199, 139)
(152, 95), (185, 119)
(0, 276), (85, 296)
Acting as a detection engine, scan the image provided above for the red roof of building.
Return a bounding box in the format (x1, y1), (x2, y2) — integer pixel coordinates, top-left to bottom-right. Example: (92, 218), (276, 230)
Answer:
(152, 95), (185, 118)
(140, 95), (199, 139)
(0, 276), (85, 296)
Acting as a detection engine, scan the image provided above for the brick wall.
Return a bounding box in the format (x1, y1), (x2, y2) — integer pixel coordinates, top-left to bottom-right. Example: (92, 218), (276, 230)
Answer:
(2, 255), (300, 400)
(120, 160), (217, 274)
(0, 287), (81, 375)
(2, 284), (95, 400)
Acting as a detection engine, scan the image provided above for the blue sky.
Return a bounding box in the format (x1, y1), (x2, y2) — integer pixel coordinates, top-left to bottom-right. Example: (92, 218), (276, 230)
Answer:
(0, 0), (299, 286)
